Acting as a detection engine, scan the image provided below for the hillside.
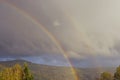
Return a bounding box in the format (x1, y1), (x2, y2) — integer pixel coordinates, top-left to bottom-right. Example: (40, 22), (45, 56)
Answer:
(0, 60), (116, 80)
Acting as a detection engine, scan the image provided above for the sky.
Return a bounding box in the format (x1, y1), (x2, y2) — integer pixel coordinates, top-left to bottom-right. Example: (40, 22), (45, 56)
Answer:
(0, 0), (120, 67)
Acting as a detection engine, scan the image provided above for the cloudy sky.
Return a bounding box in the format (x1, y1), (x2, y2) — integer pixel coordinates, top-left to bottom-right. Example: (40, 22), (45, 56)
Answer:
(0, 0), (120, 67)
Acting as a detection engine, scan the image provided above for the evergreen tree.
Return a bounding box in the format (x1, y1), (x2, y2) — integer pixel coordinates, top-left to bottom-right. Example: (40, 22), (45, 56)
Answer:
(114, 66), (120, 80)
(23, 63), (33, 80)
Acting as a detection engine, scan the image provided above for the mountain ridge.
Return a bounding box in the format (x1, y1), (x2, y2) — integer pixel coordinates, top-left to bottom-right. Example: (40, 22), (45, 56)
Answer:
(0, 59), (116, 80)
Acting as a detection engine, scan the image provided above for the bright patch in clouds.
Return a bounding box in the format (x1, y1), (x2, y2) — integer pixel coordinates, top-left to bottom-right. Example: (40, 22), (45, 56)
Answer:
(53, 20), (60, 27)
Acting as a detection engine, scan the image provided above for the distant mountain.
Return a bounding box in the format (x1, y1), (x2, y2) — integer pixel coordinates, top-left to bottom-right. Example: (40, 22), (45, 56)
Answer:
(0, 60), (116, 80)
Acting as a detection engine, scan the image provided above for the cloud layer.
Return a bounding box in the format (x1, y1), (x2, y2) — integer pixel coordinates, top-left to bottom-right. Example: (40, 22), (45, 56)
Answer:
(0, 0), (120, 67)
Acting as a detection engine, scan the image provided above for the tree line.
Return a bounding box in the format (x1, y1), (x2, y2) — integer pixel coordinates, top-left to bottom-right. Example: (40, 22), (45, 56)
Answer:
(98, 66), (120, 80)
(0, 63), (33, 80)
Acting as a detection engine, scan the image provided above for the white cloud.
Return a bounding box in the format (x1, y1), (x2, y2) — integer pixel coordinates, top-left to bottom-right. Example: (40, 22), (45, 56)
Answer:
(53, 20), (60, 27)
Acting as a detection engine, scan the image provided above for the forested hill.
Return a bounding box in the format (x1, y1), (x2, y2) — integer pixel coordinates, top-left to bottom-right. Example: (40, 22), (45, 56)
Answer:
(0, 60), (116, 80)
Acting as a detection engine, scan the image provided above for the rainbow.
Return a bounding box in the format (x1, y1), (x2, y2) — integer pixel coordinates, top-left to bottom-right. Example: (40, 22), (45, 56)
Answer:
(64, 11), (103, 72)
(2, 1), (79, 80)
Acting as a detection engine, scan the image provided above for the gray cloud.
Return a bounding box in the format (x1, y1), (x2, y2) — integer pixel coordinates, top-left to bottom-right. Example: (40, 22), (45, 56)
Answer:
(0, 2), (60, 57)
(0, 0), (120, 67)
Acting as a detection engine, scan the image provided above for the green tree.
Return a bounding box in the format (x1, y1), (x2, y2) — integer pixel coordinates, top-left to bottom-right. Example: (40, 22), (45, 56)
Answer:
(100, 72), (113, 80)
(114, 66), (120, 80)
(23, 63), (33, 80)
